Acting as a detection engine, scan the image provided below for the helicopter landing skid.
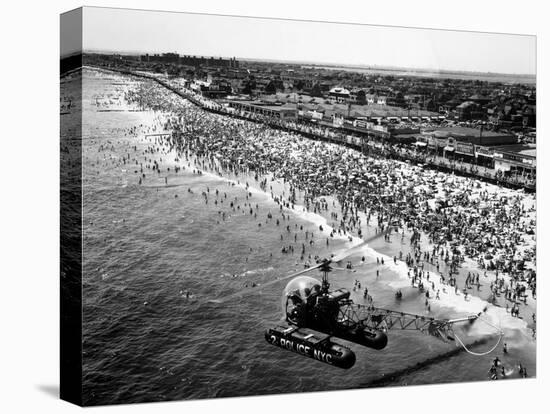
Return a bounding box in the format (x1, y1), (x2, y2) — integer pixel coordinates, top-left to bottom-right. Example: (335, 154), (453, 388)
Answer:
(265, 325), (356, 369)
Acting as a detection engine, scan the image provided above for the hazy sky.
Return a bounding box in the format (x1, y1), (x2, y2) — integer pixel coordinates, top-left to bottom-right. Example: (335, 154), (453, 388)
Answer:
(80, 7), (536, 75)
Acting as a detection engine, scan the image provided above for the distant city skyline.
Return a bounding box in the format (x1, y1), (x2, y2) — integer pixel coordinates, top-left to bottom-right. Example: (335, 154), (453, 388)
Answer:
(76, 7), (536, 76)
(83, 48), (537, 79)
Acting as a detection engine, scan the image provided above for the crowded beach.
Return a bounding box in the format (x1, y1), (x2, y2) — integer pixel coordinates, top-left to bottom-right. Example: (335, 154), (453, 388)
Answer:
(122, 71), (536, 313)
(85, 68), (536, 378)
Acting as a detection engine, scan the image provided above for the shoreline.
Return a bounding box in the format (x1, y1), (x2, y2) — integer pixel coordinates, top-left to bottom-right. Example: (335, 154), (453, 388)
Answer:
(83, 68), (536, 377)
(131, 110), (536, 346)
(99, 66), (537, 323)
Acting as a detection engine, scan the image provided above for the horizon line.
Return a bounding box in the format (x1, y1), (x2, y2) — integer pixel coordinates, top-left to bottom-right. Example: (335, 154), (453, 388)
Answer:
(80, 49), (536, 79)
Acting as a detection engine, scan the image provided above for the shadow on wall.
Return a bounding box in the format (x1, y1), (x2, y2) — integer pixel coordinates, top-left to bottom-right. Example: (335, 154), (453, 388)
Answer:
(36, 384), (59, 399)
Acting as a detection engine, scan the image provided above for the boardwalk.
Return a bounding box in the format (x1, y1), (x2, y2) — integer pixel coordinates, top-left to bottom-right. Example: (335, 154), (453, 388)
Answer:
(88, 65), (535, 192)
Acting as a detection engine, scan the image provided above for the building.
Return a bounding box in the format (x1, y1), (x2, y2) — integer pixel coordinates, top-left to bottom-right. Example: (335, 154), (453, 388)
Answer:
(418, 126), (534, 171)
(455, 101), (482, 120)
(139, 54), (239, 68)
(280, 72), (317, 90)
(329, 87), (351, 104)
(190, 79), (231, 98)
(365, 94), (377, 105)
(490, 144), (536, 176)
(424, 126), (516, 147)
(226, 100), (298, 120)
(376, 96), (388, 105)
(161, 52), (180, 63)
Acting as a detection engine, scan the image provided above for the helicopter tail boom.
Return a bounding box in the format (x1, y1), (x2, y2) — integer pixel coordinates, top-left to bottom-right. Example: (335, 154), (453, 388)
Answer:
(339, 303), (481, 344)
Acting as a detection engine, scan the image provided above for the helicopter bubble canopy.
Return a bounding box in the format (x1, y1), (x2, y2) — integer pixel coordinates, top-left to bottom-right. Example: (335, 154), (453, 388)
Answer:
(282, 276), (322, 313)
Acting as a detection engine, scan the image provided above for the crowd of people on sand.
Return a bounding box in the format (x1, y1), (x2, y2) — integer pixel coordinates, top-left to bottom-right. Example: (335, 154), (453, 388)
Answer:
(90, 74), (535, 354)
(119, 77), (537, 328)
(84, 72), (537, 379)
(149, 73), (536, 189)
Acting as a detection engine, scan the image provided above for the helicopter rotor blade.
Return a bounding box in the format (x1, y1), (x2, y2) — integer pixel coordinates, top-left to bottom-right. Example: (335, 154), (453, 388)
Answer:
(209, 226), (394, 305)
(332, 227), (391, 263)
(208, 262), (323, 304)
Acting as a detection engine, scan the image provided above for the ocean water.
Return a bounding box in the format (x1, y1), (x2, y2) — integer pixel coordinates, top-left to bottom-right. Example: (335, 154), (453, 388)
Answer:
(62, 69), (535, 406)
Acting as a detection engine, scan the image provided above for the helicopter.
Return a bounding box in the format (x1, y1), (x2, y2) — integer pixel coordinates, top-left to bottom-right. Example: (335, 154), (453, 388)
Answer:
(210, 228), (493, 370)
